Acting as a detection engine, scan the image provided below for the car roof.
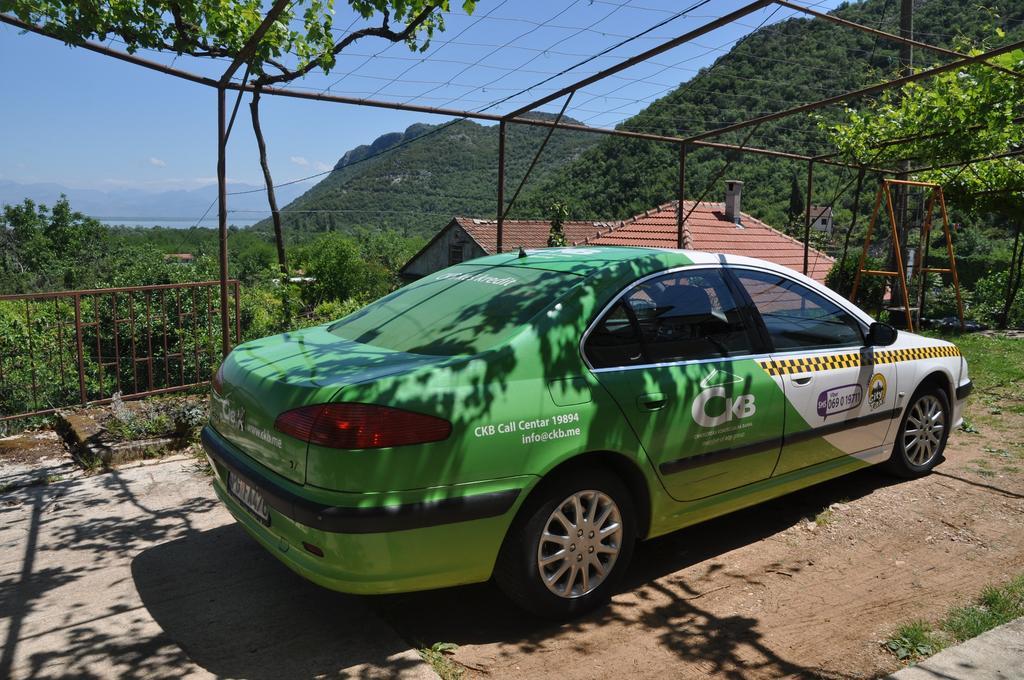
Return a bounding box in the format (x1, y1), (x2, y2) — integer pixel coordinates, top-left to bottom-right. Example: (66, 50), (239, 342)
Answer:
(466, 246), (873, 326)
(469, 246), (807, 280)
(467, 246), (690, 275)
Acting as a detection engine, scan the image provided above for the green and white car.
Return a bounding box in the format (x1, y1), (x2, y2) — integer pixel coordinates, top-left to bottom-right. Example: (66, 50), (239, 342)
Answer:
(203, 247), (971, 618)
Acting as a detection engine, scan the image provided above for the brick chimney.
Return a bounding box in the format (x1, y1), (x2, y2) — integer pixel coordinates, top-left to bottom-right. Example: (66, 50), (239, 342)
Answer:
(725, 180), (743, 226)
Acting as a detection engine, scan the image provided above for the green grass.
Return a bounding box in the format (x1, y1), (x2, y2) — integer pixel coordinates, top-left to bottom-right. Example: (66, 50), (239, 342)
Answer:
(885, 620), (946, 661)
(814, 508), (835, 527)
(105, 412), (172, 441)
(189, 446), (214, 476)
(942, 576), (1024, 642)
(933, 332), (1024, 413)
(959, 416), (979, 434)
(966, 445), (1024, 478)
(937, 333), (1024, 389)
(885, 574), (1024, 664)
(418, 642), (463, 680)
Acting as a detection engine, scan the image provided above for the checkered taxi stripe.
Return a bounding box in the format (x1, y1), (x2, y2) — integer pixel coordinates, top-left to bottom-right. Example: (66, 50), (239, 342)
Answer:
(757, 345), (960, 376)
(875, 345), (962, 364)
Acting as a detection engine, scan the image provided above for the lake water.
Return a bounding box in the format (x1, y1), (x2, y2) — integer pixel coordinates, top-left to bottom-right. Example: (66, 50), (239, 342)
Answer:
(99, 218), (261, 229)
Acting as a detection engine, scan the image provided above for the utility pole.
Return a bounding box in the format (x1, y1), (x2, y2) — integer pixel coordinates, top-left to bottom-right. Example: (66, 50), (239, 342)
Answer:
(899, 0), (913, 74)
(891, 0), (914, 302)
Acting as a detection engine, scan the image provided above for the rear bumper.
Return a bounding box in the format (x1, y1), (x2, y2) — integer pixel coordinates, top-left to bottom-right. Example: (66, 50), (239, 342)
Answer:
(202, 425), (531, 594)
(202, 426), (519, 533)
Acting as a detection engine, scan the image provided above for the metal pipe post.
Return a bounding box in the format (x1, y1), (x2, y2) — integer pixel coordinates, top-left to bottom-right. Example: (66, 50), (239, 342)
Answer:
(803, 160), (815, 275)
(497, 121), (506, 254)
(217, 86), (231, 357)
(677, 145), (687, 249)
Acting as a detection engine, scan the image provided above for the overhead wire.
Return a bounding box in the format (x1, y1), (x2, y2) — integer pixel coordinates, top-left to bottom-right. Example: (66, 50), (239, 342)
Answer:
(360, 0), (511, 100)
(431, 0), (636, 109)
(146, 0), (1015, 256)
(222, 1), (733, 205)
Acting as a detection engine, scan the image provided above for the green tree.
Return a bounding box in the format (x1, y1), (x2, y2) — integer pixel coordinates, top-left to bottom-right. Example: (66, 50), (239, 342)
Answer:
(0, 197), (110, 293)
(788, 173), (804, 221)
(547, 200), (569, 247)
(3, 0), (476, 285)
(784, 172), (805, 238)
(303, 233), (394, 305)
(825, 45), (1024, 327)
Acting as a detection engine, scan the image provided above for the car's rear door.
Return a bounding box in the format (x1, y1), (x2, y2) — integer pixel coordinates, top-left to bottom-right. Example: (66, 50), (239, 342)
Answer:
(731, 268), (900, 475)
(584, 267), (786, 502)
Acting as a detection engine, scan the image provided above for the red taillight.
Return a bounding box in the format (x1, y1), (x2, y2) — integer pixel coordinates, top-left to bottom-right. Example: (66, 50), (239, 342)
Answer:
(212, 364), (225, 395)
(274, 403), (451, 449)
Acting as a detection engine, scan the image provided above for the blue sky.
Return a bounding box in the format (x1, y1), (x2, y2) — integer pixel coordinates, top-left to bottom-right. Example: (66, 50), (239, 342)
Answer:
(0, 0), (841, 200)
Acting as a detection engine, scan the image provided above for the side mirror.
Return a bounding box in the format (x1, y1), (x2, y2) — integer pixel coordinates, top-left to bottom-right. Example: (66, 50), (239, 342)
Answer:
(866, 322), (898, 347)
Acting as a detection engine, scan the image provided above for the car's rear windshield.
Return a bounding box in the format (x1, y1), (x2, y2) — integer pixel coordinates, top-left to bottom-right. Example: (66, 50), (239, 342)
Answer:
(328, 264), (583, 355)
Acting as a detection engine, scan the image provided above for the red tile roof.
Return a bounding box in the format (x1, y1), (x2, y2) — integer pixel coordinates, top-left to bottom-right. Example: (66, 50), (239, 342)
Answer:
(454, 217), (618, 253)
(577, 201), (835, 283)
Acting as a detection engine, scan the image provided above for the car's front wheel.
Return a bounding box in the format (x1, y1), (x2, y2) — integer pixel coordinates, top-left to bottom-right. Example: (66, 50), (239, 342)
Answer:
(885, 386), (950, 478)
(494, 468), (636, 619)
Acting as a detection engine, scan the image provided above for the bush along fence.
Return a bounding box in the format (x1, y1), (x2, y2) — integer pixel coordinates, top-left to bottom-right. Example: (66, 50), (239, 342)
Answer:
(0, 280), (240, 423)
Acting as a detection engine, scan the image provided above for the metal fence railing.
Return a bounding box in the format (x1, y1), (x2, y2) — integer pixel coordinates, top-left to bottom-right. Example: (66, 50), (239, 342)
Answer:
(0, 280), (240, 422)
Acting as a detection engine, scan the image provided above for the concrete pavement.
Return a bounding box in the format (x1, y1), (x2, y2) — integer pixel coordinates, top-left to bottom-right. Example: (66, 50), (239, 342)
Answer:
(888, 616), (1024, 680)
(0, 455), (436, 680)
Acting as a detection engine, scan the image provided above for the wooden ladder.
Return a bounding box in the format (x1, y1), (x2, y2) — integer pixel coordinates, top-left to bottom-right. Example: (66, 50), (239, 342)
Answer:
(850, 179), (965, 332)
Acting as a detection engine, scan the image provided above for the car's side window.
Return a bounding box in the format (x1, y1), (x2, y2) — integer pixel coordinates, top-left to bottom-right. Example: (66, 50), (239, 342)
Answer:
(585, 301), (646, 369)
(734, 269), (864, 351)
(586, 268), (755, 368)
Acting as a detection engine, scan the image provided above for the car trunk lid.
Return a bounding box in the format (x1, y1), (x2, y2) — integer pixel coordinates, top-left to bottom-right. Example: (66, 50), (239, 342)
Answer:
(210, 324), (442, 484)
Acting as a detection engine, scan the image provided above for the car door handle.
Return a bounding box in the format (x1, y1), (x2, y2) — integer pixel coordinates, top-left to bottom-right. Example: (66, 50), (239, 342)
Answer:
(791, 375), (813, 386)
(637, 392), (667, 411)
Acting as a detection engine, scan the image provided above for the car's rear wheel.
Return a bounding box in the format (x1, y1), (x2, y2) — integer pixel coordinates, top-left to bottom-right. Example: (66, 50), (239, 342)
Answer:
(885, 386), (950, 478)
(494, 468), (635, 619)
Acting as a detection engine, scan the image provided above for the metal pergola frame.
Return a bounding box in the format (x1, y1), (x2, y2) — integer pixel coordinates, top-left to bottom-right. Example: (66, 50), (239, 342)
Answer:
(3, 0), (1021, 356)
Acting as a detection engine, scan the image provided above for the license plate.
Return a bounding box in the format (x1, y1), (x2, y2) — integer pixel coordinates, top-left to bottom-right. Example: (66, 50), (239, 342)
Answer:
(228, 472), (270, 525)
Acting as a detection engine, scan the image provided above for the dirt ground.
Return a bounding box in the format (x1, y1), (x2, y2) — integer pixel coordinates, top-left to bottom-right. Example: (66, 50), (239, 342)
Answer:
(3, 387), (1022, 679)
(374, 407), (1024, 679)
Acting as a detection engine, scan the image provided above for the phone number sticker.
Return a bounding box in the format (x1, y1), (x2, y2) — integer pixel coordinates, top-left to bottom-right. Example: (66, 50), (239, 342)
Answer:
(816, 384), (863, 417)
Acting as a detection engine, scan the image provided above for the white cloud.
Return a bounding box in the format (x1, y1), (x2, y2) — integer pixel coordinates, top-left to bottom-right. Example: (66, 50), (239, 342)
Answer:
(289, 156), (309, 166)
(315, 161), (333, 172)
(149, 157), (167, 167)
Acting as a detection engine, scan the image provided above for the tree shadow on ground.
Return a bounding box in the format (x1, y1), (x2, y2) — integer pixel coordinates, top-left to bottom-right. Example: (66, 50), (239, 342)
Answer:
(0, 460), (893, 680)
(1, 474), (224, 680)
(2, 467), (423, 680)
(366, 466), (900, 679)
(131, 522), (425, 680)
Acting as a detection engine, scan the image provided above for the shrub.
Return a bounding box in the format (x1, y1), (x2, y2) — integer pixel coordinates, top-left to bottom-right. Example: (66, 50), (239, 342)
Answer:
(971, 269), (1024, 329)
(826, 254), (887, 312)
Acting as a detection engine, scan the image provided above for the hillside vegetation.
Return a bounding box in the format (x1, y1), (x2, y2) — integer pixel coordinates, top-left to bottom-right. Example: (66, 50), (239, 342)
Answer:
(518, 0), (1024, 228)
(262, 0), (1024, 241)
(253, 113), (599, 238)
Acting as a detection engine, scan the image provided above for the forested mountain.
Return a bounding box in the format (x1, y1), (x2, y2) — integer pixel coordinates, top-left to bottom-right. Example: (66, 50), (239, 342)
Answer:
(517, 0), (1024, 228)
(252, 113), (600, 238)
(262, 0), (1024, 241)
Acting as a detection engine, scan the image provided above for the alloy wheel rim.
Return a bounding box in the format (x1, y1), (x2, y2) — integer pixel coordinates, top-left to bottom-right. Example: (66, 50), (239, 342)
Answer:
(536, 490), (623, 599)
(903, 394), (945, 466)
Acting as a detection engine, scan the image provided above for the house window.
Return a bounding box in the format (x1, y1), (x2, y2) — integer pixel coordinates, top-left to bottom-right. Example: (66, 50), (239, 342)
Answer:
(449, 243), (464, 265)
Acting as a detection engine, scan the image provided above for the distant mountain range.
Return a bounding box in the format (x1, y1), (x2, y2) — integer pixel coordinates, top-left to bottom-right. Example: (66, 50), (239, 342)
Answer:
(0, 179), (309, 226)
